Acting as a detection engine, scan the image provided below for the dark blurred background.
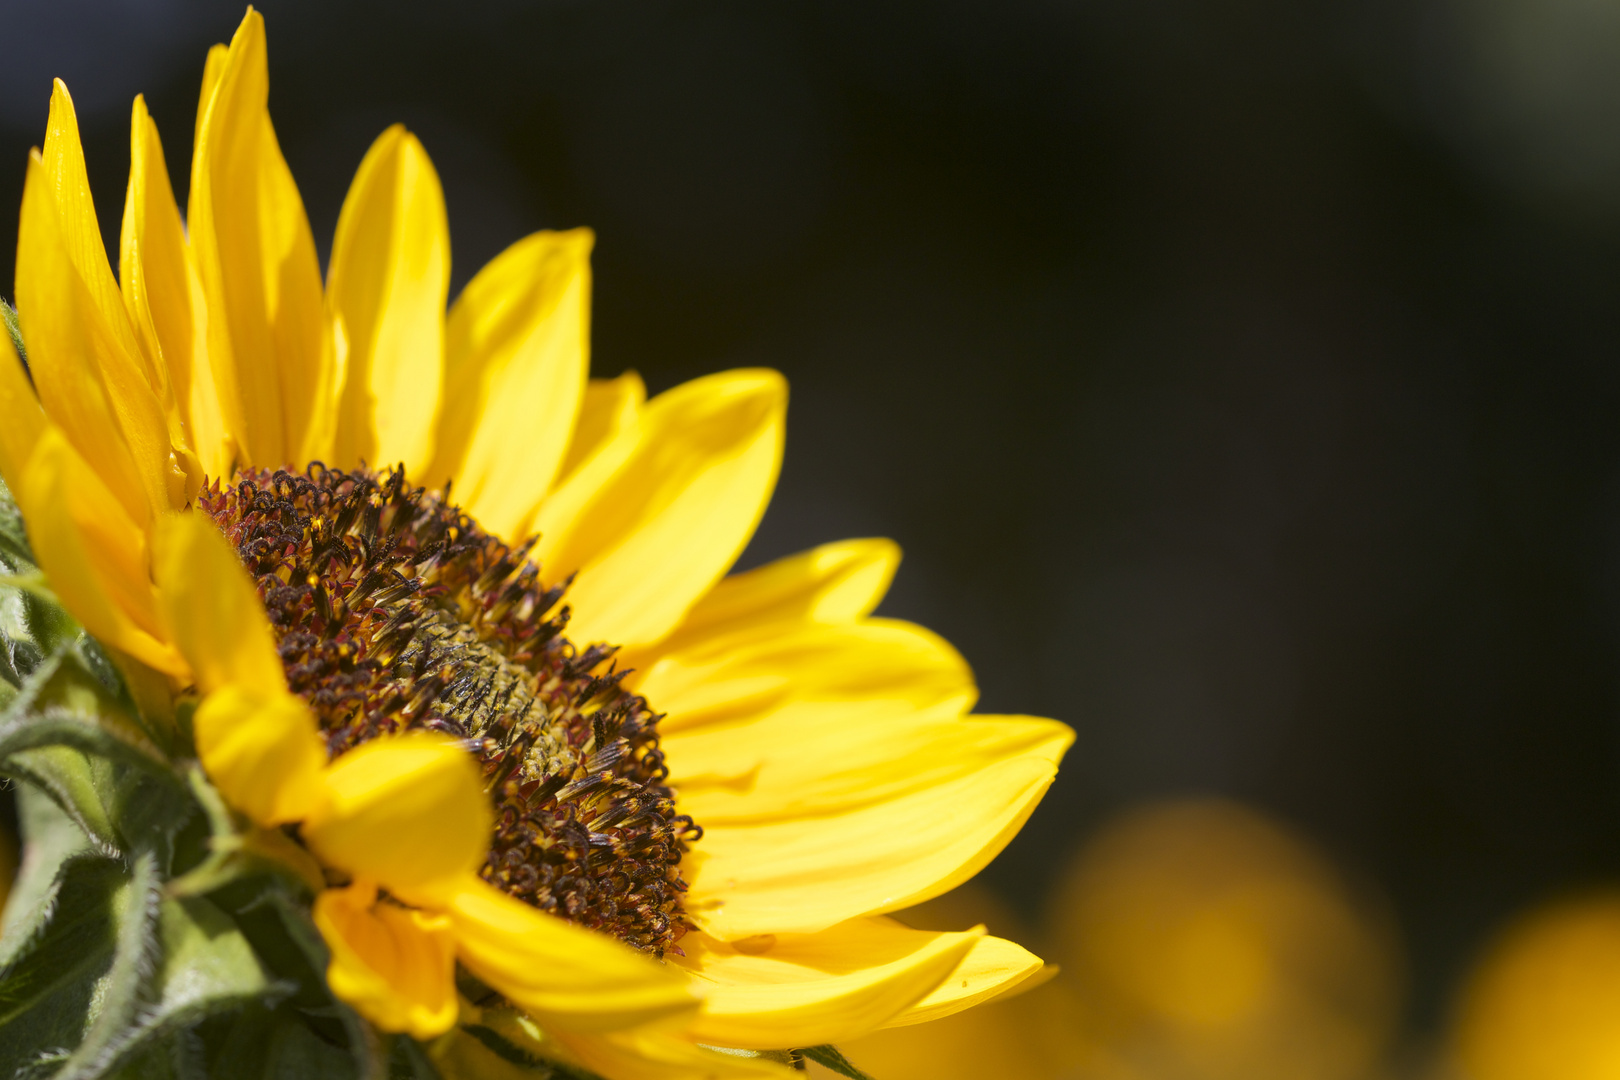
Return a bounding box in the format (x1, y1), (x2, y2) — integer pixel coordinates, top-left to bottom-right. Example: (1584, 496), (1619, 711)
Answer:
(4, 0), (1620, 1050)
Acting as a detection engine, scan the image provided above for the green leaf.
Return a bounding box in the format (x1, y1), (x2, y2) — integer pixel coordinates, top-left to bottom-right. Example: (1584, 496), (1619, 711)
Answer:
(203, 1004), (360, 1080)
(3, 780), (93, 932)
(0, 837), (124, 1080)
(0, 855), (123, 1027)
(113, 1033), (209, 1080)
(0, 646), (190, 860)
(50, 849), (164, 1080)
(0, 708), (176, 778)
(52, 892), (281, 1079)
(799, 1045), (878, 1080)
(3, 745), (123, 857)
(265, 1018), (360, 1080)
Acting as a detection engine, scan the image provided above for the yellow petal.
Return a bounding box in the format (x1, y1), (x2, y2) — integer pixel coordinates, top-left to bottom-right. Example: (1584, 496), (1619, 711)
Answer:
(191, 683), (327, 826)
(677, 921), (983, 1049)
(17, 429), (183, 675)
(192, 44), (228, 160)
(880, 926), (1046, 1027)
(551, 1030), (797, 1080)
(17, 116), (171, 528)
(537, 369), (786, 648)
(181, 45), (234, 479)
(35, 82), (190, 512)
(190, 9), (324, 467)
(640, 619), (975, 736)
(530, 371), (644, 560)
(151, 511), (283, 695)
(313, 880), (458, 1040)
(670, 712), (1071, 826)
(120, 94), (210, 495)
(302, 734), (490, 891)
(446, 875), (700, 1032)
(423, 229), (591, 539)
(327, 125), (449, 478)
(555, 371), (646, 484)
(649, 539), (899, 663)
(0, 330), (45, 494)
(686, 732), (1070, 939)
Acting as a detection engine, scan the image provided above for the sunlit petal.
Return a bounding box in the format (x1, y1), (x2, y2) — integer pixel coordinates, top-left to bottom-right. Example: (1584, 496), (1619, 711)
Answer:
(17, 429), (182, 675)
(646, 538), (900, 665)
(0, 330), (45, 495)
(639, 618), (975, 735)
(189, 9), (324, 467)
(191, 683), (327, 826)
(445, 875), (701, 1033)
(327, 125), (449, 478)
(537, 369), (785, 648)
(880, 925), (1047, 1027)
(678, 920), (983, 1048)
(121, 94), (215, 488)
(551, 1029), (797, 1080)
(424, 229), (590, 539)
(302, 734), (490, 891)
(313, 880), (458, 1040)
(687, 738), (1068, 939)
(152, 511), (284, 694)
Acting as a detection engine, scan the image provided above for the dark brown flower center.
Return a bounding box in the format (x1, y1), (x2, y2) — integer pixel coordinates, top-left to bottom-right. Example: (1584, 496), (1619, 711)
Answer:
(199, 464), (696, 955)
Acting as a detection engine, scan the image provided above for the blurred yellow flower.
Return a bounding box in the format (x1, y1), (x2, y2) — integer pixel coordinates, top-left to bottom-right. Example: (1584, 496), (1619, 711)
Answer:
(0, 6), (1073, 1075)
(1447, 891), (1620, 1080)
(1048, 800), (1401, 1080)
(810, 800), (1404, 1080)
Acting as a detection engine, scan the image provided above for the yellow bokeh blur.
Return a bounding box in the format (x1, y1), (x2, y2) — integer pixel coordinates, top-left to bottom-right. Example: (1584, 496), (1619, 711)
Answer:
(812, 799), (1402, 1080)
(1048, 800), (1401, 1080)
(1446, 891), (1620, 1080)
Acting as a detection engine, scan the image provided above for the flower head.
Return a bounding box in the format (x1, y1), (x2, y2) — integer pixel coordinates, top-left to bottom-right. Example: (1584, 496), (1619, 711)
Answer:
(0, 7), (1072, 1077)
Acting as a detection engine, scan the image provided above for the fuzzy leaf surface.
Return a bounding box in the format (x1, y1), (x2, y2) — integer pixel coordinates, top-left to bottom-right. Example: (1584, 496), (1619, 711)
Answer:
(50, 850), (163, 1080)
(0, 855), (122, 1027)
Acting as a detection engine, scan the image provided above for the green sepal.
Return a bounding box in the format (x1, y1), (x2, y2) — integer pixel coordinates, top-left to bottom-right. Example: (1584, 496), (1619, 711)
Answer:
(696, 1045), (801, 1068)
(2, 297), (26, 367)
(799, 1045), (878, 1080)
(0, 500), (77, 694)
(166, 767), (325, 901)
(0, 474), (33, 563)
(387, 1036), (443, 1080)
(458, 1025), (598, 1079)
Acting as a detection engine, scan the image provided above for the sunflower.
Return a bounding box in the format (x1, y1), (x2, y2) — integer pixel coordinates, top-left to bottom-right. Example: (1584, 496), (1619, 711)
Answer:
(0, 8), (1071, 1078)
